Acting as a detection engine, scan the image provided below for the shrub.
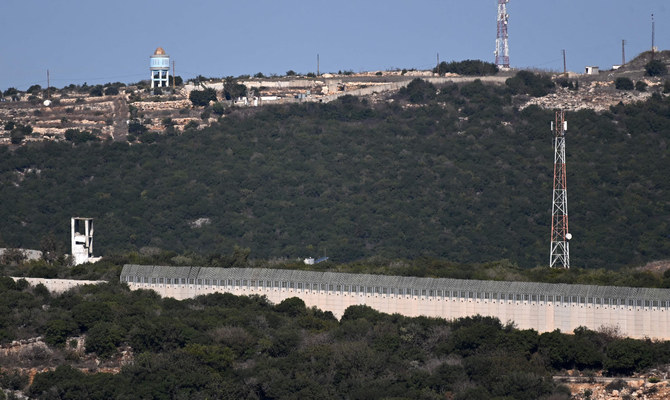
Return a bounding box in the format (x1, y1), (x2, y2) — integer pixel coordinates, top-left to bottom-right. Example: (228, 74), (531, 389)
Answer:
(635, 81), (647, 92)
(645, 59), (667, 76)
(605, 379), (627, 392)
(615, 77), (634, 90)
(433, 59), (499, 76)
(189, 88), (217, 106)
(506, 71), (555, 97)
(104, 86), (119, 95)
(398, 78), (437, 103)
(89, 86), (103, 96)
(211, 102), (225, 116)
(64, 129), (99, 144)
(128, 121), (148, 135)
(27, 84), (42, 94)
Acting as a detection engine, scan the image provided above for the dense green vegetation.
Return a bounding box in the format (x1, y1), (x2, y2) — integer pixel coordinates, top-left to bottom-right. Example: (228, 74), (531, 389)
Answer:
(433, 60), (498, 76)
(2, 279), (670, 399)
(0, 76), (669, 270)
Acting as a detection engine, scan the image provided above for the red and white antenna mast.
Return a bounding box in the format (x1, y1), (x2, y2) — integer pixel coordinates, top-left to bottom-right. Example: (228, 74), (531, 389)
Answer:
(550, 110), (570, 268)
(495, 0), (510, 69)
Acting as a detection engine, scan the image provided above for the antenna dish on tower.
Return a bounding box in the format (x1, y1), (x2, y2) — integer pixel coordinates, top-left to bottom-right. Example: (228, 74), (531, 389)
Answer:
(495, 0), (510, 69)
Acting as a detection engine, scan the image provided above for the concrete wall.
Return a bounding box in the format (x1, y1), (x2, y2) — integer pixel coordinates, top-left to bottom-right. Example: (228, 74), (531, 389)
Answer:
(125, 280), (670, 340)
(11, 277), (107, 294)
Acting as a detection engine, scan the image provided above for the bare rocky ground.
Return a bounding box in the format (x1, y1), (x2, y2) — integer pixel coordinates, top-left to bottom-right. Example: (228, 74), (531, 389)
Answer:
(563, 375), (670, 400)
(0, 52), (668, 146)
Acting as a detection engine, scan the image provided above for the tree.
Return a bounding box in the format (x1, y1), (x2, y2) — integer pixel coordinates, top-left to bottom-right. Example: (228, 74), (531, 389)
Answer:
(645, 59), (668, 76)
(505, 71), (554, 96)
(397, 78), (436, 103)
(604, 338), (654, 375)
(9, 124), (32, 144)
(44, 319), (78, 347)
(286, 70), (297, 76)
(104, 86), (119, 95)
(89, 86), (104, 96)
(128, 121), (148, 135)
(275, 297), (307, 317)
(433, 60), (498, 76)
(27, 84), (42, 94)
(635, 81), (648, 92)
(189, 88), (217, 106)
(615, 77), (634, 90)
(169, 75), (183, 86)
(64, 128), (99, 144)
(85, 322), (123, 358)
(211, 102), (225, 116)
(223, 77), (247, 100)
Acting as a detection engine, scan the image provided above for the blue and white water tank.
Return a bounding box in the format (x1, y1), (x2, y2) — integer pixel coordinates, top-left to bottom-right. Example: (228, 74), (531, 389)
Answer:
(150, 47), (170, 88)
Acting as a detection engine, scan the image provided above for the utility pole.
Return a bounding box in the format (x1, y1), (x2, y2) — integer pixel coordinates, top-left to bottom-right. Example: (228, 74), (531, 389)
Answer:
(46, 69), (50, 99)
(549, 110), (571, 268)
(172, 61), (175, 90)
(651, 14), (656, 59)
(317, 54), (320, 77)
(562, 50), (567, 76)
(621, 39), (626, 66)
(436, 52), (440, 75)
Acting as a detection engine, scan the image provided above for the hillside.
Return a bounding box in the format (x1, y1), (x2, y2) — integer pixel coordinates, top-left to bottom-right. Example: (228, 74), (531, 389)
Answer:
(0, 76), (669, 269)
(2, 278), (670, 400)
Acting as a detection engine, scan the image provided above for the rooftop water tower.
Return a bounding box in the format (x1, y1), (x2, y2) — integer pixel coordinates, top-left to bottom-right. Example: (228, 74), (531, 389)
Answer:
(150, 47), (170, 89)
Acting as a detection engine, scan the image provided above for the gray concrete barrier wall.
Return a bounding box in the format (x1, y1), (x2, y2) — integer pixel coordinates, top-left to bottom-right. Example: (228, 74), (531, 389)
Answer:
(10, 277), (107, 294)
(121, 265), (670, 340)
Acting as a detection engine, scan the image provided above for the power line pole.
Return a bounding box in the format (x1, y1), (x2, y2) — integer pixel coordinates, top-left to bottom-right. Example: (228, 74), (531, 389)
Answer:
(46, 69), (50, 99)
(436, 52), (440, 75)
(550, 110), (571, 268)
(621, 39), (626, 66)
(562, 49), (567, 76)
(172, 61), (175, 90)
(651, 13), (656, 59)
(317, 54), (320, 76)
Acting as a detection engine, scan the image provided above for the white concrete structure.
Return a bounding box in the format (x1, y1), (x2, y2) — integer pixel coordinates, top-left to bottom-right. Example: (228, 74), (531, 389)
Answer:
(150, 47), (170, 89)
(11, 277), (107, 293)
(71, 217), (100, 265)
(585, 66), (600, 75)
(121, 265), (670, 340)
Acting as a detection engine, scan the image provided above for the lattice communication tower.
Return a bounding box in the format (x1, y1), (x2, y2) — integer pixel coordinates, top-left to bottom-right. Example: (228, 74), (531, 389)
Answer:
(549, 111), (570, 268)
(495, 0), (510, 69)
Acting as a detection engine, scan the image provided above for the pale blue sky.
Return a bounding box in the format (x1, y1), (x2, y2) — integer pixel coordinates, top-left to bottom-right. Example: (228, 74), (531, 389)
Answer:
(1, 0), (667, 91)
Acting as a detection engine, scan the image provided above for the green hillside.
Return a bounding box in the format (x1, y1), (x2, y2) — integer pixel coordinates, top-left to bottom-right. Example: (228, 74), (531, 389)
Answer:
(3, 279), (670, 399)
(0, 78), (669, 269)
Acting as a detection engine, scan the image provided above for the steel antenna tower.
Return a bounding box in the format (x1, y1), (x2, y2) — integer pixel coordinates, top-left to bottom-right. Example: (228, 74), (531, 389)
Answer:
(550, 110), (571, 268)
(495, 0), (510, 69)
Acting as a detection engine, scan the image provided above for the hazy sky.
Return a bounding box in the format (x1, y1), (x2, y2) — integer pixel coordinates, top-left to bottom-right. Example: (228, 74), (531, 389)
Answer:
(1, 0), (667, 91)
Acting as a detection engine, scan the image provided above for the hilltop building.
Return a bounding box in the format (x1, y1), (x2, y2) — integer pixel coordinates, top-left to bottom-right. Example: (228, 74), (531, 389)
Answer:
(150, 47), (170, 89)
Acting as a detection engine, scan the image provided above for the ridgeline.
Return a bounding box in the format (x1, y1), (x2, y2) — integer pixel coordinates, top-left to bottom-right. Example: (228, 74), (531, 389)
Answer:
(0, 75), (669, 270)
